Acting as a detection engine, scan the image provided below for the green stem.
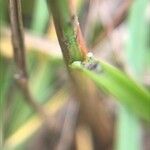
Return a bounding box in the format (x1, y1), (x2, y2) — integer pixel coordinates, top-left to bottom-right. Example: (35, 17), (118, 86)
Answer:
(47, 0), (87, 64)
(47, 1), (113, 149)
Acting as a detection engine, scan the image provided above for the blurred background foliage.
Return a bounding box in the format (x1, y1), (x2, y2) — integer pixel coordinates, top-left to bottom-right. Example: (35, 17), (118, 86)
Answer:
(0, 0), (150, 150)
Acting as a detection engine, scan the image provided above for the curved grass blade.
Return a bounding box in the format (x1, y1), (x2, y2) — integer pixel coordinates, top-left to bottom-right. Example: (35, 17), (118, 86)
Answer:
(71, 60), (150, 122)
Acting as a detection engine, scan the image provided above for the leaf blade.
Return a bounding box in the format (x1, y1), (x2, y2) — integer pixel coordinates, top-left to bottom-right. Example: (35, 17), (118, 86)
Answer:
(71, 60), (150, 122)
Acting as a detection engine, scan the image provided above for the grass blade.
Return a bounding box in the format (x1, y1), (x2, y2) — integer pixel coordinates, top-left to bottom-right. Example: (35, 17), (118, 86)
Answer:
(71, 60), (150, 122)
(115, 106), (141, 150)
(31, 0), (49, 35)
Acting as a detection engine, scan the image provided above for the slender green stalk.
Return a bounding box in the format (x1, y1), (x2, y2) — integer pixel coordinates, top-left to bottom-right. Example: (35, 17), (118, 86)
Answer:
(47, 0), (87, 64)
(71, 60), (150, 122)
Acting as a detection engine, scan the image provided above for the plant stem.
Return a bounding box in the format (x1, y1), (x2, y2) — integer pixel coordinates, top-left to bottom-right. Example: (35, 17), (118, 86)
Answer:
(9, 0), (47, 119)
(9, 0), (27, 78)
(47, 0), (113, 149)
(47, 0), (87, 65)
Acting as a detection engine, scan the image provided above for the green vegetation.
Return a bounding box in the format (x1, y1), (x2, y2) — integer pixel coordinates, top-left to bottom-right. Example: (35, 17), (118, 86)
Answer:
(1, 0), (149, 150)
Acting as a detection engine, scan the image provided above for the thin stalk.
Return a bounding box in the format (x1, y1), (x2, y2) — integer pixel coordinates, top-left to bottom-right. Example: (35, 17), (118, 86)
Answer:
(47, 0), (113, 149)
(9, 0), (47, 120)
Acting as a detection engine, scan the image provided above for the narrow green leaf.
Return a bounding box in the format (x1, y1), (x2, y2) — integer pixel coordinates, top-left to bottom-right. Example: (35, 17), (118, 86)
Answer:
(71, 60), (150, 122)
(126, 0), (150, 79)
(31, 0), (49, 35)
(119, 0), (150, 149)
